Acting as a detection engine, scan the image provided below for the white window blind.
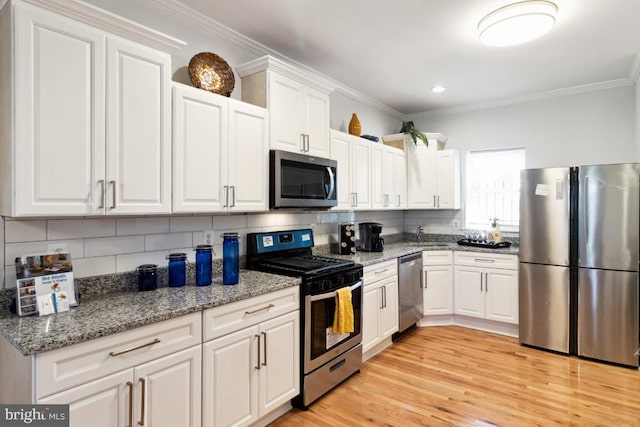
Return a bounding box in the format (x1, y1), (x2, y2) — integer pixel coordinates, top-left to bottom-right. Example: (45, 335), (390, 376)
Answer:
(465, 148), (525, 231)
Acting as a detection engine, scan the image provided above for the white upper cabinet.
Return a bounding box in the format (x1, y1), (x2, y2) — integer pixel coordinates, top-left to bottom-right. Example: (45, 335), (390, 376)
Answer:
(403, 133), (461, 210)
(172, 83), (268, 213)
(0, 0), (184, 216)
(372, 143), (406, 210)
(237, 55), (335, 158)
(330, 130), (372, 210)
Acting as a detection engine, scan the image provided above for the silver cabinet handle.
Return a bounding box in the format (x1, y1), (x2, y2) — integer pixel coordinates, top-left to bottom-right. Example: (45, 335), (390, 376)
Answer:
(485, 273), (489, 292)
(261, 331), (267, 367)
(137, 378), (146, 426)
(384, 194), (389, 207)
(354, 192), (358, 207)
(423, 271), (427, 289)
(109, 338), (160, 357)
(245, 304), (274, 315)
(306, 134), (310, 152)
(474, 258), (495, 263)
(127, 381), (133, 427)
(433, 195), (436, 207)
(374, 268), (389, 275)
(223, 186), (229, 208)
(255, 334), (261, 369)
(437, 195), (440, 208)
(98, 179), (105, 209)
(300, 134), (305, 152)
(230, 186), (236, 208)
(383, 286), (387, 308)
(110, 180), (116, 209)
(480, 273), (483, 292)
(397, 195), (401, 207)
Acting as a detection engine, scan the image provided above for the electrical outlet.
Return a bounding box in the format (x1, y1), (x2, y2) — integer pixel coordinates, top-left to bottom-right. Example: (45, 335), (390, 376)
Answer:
(203, 229), (215, 245)
(452, 220), (460, 229)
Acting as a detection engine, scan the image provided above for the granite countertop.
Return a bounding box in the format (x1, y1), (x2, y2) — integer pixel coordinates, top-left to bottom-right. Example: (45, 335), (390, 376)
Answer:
(0, 270), (300, 356)
(326, 241), (519, 266)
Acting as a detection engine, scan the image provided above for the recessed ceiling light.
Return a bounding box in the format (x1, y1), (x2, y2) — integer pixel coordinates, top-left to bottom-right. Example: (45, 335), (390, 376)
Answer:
(478, 1), (557, 47)
(431, 86), (446, 93)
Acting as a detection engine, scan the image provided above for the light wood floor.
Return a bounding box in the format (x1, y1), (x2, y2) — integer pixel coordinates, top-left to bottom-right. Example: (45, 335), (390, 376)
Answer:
(269, 326), (640, 426)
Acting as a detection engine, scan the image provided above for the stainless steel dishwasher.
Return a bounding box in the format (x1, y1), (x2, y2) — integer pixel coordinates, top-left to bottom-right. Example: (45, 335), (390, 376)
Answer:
(398, 252), (423, 333)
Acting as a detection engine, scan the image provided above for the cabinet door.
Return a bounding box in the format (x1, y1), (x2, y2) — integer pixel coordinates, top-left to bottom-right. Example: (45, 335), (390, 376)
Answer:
(485, 268), (519, 324)
(172, 85), (226, 212)
(393, 149), (407, 209)
(38, 369), (130, 427)
(362, 285), (381, 353)
(134, 346), (201, 427)
(351, 137), (372, 209)
(379, 278), (399, 339)
(406, 142), (436, 209)
(371, 143), (386, 209)
(330, 130), (353, 209)
(14, 4), (106, 215)
(268, 73), (304, 153)
(228, 100), (269, 212)
(436, 150), (461, 209)
(106, 37), (171, 214)
(424, 265), (454, 315)
(258, 311), (300, 416)
(303, 87), (331, 157)
(203, 326), (259, 427)
(454, 266), (485, 318)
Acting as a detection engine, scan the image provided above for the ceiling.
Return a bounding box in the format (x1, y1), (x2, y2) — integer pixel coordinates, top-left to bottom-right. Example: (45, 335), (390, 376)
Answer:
(173, 0), (640, 115)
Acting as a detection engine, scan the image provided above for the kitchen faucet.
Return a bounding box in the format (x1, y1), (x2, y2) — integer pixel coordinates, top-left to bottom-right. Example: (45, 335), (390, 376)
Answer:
(416, 226), (424, 242)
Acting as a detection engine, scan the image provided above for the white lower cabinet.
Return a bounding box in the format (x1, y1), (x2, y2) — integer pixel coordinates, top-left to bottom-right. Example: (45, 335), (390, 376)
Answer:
(362, 260), (399, 356)
(31, 313), (202, 427)
(453, 252), (519, 324)
(423, 251), (454, 316)
(202, 287), (300, 427)
(40, 346), (201, 427)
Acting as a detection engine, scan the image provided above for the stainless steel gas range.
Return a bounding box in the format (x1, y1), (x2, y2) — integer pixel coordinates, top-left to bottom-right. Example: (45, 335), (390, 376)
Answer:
(247, 229), (363, 408)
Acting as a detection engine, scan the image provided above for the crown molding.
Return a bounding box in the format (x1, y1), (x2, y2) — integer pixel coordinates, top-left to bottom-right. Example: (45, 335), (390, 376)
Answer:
(140, 0), (402, 117)
(408, 77), (633, 119)
(19, 0), (185, 52)
(236, 55), (337, 94)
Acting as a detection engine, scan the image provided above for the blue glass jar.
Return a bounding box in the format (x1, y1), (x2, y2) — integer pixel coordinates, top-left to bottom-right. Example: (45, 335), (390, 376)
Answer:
(166, 253), (187, 287)
(137, 264), (158, 291)
(222, 233), (239, 285)
(195, 244), (213, 286)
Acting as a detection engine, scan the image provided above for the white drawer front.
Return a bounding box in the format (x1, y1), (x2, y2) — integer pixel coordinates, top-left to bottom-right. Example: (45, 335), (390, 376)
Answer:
(36, 312), (201, 399)
(363, 259), (398, 286)
(423, 250), (453, 266)
(454, 251), (518, 270)
(202, 286), (299, 342)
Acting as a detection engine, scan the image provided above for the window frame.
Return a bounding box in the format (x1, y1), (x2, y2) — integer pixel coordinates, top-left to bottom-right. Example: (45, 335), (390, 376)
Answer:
(464, 147), (525, 233)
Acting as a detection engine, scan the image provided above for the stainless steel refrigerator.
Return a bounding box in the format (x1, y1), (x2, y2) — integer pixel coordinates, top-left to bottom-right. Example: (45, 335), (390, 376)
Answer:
(519, 163), (639, 367)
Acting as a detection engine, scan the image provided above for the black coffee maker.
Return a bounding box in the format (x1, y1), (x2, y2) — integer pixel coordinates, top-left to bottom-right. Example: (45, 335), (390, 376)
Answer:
(358, 222), (384, 252)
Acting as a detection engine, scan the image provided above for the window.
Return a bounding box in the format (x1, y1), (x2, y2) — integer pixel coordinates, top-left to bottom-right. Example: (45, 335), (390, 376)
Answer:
(465, 148), (525, 231)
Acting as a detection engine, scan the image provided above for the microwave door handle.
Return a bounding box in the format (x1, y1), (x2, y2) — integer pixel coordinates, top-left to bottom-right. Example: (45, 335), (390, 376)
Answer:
(326, 166), (335, 200)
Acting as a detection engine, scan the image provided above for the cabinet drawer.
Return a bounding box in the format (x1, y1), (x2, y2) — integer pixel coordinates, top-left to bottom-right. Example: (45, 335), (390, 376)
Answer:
(203, 286), (299, 342)
(423, 250), (453, 266)
(454, 251), (518, 270)
(363, 259), (398, 286)
(35, 312), (201, 399)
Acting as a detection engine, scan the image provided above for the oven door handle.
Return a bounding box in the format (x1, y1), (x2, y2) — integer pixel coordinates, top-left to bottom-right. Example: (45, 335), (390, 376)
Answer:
(307, 281), (362, 302)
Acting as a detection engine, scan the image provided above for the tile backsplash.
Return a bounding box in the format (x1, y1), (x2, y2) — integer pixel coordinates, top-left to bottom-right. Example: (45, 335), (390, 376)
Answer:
(1, 208), (515, 289)
(1, 210), (405, 289)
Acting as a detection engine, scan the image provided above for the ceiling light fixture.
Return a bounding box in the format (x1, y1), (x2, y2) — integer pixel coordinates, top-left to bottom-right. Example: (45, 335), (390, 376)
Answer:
(431, 86), (446, 94)
(478, 1), (557, 47)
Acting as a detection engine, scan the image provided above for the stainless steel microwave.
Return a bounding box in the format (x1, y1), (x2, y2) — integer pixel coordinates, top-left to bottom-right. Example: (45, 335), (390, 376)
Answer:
(270, 150), (337, 209)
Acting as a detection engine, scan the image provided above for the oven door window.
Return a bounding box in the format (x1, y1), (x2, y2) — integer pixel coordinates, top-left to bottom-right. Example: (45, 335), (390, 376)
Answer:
(281, 159), (335, 200)
(309, 286), (362, 361)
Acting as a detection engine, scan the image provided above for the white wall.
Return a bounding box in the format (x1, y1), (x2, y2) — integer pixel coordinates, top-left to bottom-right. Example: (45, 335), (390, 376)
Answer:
(330, 91), (401, 137)
(636, 81), (640, 158)
(414, 86), (636, 168)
